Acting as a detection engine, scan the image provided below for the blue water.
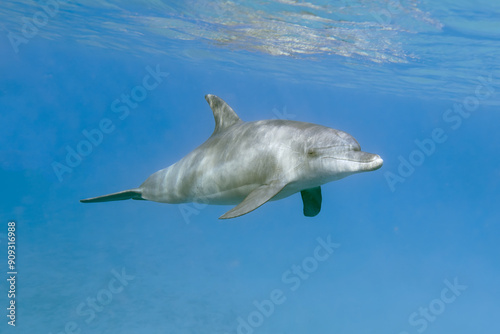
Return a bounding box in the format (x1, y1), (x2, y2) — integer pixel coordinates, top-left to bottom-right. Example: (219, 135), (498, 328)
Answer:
(1, 1), (499, 333)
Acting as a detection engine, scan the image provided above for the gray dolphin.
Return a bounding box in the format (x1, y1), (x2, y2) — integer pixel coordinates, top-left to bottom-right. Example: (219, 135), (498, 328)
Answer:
(81, 94), (383, 219)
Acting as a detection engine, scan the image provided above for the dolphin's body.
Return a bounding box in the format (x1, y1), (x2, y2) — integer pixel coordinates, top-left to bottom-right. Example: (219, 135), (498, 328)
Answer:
(81, 94), (383, 219)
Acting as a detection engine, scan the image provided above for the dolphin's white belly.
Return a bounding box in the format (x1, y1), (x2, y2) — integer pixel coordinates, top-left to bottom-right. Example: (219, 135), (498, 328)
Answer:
(141, 161), (266, 205)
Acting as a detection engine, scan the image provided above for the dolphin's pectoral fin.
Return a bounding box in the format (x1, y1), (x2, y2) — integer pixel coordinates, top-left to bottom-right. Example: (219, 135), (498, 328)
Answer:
(80, 189), (143, 203)
(301, 187), (322, 217)
(219, 182), (287, 219)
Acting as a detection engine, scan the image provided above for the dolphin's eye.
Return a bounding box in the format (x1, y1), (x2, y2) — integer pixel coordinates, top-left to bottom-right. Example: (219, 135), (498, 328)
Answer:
(307, 149), (317, 157)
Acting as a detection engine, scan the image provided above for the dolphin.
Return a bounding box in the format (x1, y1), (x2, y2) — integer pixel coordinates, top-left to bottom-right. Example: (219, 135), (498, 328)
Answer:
(80, 94), (383, 219)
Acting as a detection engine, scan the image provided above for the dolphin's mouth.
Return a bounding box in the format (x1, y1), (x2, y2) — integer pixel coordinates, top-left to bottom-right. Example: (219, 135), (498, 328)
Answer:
(323, 151), (384, 170)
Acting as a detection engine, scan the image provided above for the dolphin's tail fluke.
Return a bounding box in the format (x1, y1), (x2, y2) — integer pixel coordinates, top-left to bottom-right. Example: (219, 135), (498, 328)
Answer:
(80, 188), (144, 203)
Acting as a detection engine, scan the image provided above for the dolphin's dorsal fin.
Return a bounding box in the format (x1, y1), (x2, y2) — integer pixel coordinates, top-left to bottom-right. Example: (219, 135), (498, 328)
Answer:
(205, 94), (242, 134)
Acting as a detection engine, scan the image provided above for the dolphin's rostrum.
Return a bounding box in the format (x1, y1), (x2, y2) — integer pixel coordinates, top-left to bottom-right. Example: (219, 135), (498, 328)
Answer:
(80, 94), (383, 219)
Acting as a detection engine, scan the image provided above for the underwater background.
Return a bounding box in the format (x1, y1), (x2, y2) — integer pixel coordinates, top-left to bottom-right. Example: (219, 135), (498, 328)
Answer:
(1, 0), (499, 333)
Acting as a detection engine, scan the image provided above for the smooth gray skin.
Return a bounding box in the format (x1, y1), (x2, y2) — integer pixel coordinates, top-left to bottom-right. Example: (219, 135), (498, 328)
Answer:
(81, 94), (383, 219)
